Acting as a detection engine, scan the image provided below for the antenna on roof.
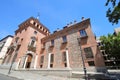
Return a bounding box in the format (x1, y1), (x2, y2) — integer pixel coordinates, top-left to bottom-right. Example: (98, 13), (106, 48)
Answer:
(36, 12), (40, 20)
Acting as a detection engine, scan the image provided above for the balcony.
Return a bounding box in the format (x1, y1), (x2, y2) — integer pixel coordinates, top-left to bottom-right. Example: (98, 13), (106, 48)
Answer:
(62, 41), (67, 44)
(28, 45), (36, 52)
(80, 35), (88, 39)
(49, 44), (54, 48)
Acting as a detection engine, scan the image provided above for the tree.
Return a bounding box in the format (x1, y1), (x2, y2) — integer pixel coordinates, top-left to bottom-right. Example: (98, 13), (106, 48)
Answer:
(100, 33), (120, 60)
(105, 0), (120, 24)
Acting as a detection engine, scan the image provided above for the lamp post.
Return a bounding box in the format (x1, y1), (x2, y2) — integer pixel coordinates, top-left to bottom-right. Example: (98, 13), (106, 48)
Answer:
(77, 38), (87, 80)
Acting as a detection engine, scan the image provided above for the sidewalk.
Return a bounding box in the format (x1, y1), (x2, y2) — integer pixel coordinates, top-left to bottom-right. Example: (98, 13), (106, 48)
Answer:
(0, 68), (81, 80)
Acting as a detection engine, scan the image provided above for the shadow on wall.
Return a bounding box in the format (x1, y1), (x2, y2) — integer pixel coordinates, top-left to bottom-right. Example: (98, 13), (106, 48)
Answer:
(94, 47), (107, 73)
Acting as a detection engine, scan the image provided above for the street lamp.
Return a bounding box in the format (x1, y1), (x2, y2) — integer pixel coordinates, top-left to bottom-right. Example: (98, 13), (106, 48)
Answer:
(77, 37), (87, 80)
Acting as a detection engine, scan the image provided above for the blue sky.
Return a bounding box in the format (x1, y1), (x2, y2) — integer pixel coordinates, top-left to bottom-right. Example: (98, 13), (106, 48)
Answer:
(0, 0), (120, 39)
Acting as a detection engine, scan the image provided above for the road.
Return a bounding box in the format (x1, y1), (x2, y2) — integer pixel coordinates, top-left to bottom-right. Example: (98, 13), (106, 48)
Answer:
(0, 74), (22, 80)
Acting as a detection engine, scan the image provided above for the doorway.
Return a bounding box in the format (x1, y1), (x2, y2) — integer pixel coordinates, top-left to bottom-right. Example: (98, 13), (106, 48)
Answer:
(26, 54), (33, 68)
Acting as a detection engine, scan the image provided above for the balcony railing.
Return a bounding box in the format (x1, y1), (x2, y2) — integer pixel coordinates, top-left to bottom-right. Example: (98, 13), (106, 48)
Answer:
(80, 35), (88, 39)
(28, 45), (36, 52)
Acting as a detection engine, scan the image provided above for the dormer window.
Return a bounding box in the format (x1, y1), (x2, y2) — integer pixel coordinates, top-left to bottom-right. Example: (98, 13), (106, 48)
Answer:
(79, 30), (87, 38)
(62, 36), (67, 43)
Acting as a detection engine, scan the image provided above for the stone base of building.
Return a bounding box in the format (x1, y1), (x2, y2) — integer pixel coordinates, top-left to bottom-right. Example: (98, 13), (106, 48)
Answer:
(15, 67), (107, 78)
(0, 63), (107, 78)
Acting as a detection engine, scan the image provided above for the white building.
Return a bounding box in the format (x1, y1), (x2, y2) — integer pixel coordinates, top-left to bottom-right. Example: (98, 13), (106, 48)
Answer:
(0, 35), (13, 64)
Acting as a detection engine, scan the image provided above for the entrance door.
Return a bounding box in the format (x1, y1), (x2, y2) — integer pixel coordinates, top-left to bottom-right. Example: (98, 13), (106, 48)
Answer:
(26, 54), (32, 68)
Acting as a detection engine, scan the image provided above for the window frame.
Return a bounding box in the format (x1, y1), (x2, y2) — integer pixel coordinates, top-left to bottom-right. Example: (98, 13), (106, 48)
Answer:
(79, 29), (87, 37)
(40, 55), (44, 64)
(62, 35), (67, 43)
(51, 40), (54, 46)
(84, 47), (94, 58)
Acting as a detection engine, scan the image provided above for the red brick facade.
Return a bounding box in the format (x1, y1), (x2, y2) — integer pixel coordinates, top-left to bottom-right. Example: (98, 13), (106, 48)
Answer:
(3, 17), (105, 72)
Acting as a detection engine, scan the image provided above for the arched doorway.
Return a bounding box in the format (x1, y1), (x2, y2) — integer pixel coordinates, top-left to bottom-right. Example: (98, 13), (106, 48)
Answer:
(26, 54), (33, 68)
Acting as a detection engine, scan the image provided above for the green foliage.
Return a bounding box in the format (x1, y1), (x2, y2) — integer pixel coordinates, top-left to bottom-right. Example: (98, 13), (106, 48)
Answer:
(100, 33), (120, 59)
(105, 0), (120, 24)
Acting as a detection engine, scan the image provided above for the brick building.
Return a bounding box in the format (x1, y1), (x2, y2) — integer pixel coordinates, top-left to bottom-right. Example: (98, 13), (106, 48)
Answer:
(2, 17), (105, 76)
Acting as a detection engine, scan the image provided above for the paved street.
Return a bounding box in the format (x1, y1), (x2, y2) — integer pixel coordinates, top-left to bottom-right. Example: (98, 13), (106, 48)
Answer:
(0, 74), (22, 80)
(0, 67), (120, 80)
(0, 68), (81, 80)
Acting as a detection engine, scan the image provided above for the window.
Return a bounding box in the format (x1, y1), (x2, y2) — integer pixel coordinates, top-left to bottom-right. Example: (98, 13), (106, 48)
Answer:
(50, 54), (54, 68)
(15, 37), (19, 43)
(34, 31), (37, 35)
(62, 36), (67, 43)
(79, 30), (87, 37)
(40, 55), (44, 68)
(40, 56), (44, 64)
(31, 40), (35, 46)
(50, 54), (54, 63)
(0, 42), (5, 52)
(16, 45), (21, 51)
(41, 42), (45, 49)
(64, 63), (67, 67)
(40, 65), (43, 68)
(62, 52), (67, 67)
(88, 61), (95, 66)
(62, 52), (67, 62)
(29, 37), (36, 47)
(84, 47), (93, 58)
(51, 40), (54, 46)
(21, 38), (23, 42)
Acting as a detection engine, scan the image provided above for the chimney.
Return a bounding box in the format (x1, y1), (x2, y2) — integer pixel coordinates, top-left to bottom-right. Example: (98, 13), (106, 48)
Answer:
(67, 23), (69, 26)
(70, 22), (72, 24)
(81, 17), (84, 21)
(57, 28), (60, 31)
(74, 20), (77, 23)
